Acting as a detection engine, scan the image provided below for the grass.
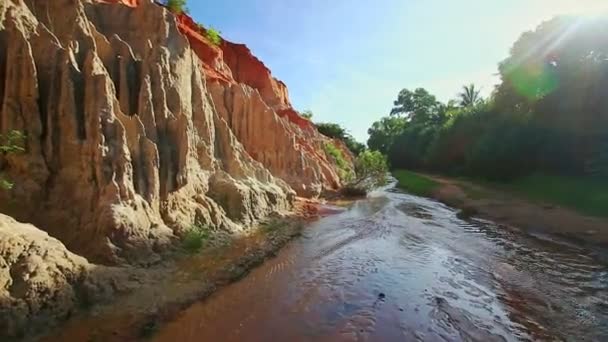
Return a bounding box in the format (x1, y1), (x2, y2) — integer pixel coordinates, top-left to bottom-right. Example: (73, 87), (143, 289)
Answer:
(393, 169), (440, 196)
(502, 174), (608, 218)
(261, 218), (285, 234)
(181, 223), (211, 253)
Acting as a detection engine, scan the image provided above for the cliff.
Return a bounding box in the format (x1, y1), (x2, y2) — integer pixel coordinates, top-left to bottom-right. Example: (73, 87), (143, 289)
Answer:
(0, 0), (353, 335)
(0, 0), (350, 266)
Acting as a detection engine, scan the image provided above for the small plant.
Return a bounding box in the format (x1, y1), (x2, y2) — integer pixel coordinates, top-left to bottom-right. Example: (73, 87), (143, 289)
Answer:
(0, 130), (25, 190)
(261, 218), (283, 233)
(181, 223), (210, 253)
(206, 27), (222, 46)
(165, 0), (188, 14)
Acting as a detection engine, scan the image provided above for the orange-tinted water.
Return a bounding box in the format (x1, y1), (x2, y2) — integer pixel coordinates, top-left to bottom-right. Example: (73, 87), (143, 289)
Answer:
(154, 185), (608, 341)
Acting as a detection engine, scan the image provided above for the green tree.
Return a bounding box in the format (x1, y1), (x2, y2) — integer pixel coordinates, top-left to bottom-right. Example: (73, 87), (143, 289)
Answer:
(316, 122), (347, 140)
(458, 84), (482, 107)
(0, 131), (25, 190)
(367, 116), (406, 155)
(342, 150), (389, 196)
(390, 88), (445, 124)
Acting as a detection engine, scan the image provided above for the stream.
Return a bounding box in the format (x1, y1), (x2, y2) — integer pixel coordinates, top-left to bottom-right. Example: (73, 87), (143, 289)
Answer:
(153, 184), (608, 341)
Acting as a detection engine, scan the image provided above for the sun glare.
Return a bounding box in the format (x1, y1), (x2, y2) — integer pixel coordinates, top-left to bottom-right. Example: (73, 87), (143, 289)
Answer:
(551, 0), (608, 15)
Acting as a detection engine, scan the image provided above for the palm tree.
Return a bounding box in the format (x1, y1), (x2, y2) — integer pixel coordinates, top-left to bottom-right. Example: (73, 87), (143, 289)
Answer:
(458, 84), (482, 107)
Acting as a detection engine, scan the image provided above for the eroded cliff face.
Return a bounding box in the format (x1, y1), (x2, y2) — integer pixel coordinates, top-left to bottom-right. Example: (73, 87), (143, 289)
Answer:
(174, 9), (345, 197)
(0, 0), (321, 265)
(0, 0), (350, 266)
(0, 0), (353, 335)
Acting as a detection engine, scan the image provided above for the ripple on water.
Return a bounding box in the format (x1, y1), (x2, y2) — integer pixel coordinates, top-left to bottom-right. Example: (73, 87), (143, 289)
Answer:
(152, 188), (608, 342)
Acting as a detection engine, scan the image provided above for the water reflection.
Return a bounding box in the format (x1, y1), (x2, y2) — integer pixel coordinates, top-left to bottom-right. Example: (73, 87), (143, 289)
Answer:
(154, 186), (608, 341)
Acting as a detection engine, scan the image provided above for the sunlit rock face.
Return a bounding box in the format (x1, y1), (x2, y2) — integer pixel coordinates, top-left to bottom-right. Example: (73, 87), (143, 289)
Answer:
(0, 0), (301, 264)
(0, 0), (351, 264)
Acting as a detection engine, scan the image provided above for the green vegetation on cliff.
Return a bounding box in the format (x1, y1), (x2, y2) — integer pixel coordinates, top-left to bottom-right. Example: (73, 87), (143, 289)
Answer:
(165, 0), (188, 14)
(0, 131), (24, 190)
(323, 141), (353, 182)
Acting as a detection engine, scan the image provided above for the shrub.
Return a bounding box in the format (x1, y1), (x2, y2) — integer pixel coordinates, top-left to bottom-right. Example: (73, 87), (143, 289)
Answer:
(324, 142), (354, 182)
(165, 0), (188, 14)
(342, 150), (389, 196)
(181, 223), (210, 253)
(206, 27), (222, 46)
(0, 131), (25, 190)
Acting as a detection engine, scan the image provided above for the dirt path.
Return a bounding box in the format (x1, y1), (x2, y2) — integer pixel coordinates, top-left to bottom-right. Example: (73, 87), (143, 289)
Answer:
(425, 174), (608, 246)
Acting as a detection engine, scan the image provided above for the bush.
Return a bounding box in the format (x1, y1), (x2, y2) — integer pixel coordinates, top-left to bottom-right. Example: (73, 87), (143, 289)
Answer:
(342, 150), (389, 196)
(206, 27), (222, 46)
(324, 142), (354, 182)
(0, 131), (25, 190)
(165, 0), (188, 14)
(181, 223), (210, 253)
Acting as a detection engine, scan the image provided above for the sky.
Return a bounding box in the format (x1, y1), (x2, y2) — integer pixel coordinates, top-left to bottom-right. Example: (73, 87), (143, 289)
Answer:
(187, 0), (608, 142)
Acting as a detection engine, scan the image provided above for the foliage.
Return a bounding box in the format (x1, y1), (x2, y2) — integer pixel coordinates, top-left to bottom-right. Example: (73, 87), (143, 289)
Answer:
(355, 150), (388, 184)
(390, 88), (447, 125)
(341, 151), (388, 196)
(393, 170), (439, 197)
(316, 122), (347, 140)
(315, 121), (365, 156)
(324, 142), (353, 182)
(0, 131), (25, 190)
(458, 84), (482, 107)
(206, 27), (222, 46)
(367, 116), (406, 155)
(164, 0), (188, 14)
(367, 14), (608, 192)
(300, 110), (314, 120)
(181, 223), (210, 253)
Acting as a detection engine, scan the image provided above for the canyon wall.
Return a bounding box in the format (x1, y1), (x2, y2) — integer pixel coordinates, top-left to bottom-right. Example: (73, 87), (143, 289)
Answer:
(0, 0), (350, 266)
(0, 0), (353, 335)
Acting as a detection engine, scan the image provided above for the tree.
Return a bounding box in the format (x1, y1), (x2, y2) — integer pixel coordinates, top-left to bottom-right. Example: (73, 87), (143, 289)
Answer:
(367, 116), (406, 155)
(0, 131), (25, 190)
(316, 122), (347, 140)
(458, 84), (482, 107)
(341, 150), (389, 196)
(390, 88), (445, 124)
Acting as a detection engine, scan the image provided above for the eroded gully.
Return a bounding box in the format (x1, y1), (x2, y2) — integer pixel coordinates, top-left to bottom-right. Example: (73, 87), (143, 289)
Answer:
(153, 183), (608, 341)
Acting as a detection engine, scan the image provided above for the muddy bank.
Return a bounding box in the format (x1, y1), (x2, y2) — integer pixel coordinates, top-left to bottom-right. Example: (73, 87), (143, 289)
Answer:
(423, 175), (608, 247)
(26, 201), (328, 342)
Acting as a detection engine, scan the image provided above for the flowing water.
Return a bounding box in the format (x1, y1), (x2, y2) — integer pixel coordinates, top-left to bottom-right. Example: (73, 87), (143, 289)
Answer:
(153, 184), (608, 341)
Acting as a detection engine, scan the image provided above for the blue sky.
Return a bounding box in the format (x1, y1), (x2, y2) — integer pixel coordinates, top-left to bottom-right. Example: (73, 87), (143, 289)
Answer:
(188, 0), (608, 142)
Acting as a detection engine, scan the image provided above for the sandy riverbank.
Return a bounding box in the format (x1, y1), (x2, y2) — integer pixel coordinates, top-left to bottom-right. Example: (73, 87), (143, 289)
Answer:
(27, 200), (333, 342)
(424, 175), (608, 246)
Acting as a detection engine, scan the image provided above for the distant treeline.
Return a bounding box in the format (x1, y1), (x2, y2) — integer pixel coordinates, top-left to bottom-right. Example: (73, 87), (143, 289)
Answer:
(368, 15), (608, 181)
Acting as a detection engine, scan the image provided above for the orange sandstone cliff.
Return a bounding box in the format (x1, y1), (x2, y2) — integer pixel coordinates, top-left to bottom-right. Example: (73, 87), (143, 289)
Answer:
(0, 0), (352, 335)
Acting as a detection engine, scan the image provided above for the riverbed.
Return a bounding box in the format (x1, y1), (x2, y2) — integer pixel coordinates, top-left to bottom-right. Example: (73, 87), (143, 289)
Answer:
(152, 184), (608, 341)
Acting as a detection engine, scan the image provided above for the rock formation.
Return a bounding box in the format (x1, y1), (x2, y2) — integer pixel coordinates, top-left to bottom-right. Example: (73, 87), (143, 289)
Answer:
(0, 214), (126, 338)
(0, 0), (353, 336)
(0, 0), (351, 264)
(0, 0), (355, 336)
